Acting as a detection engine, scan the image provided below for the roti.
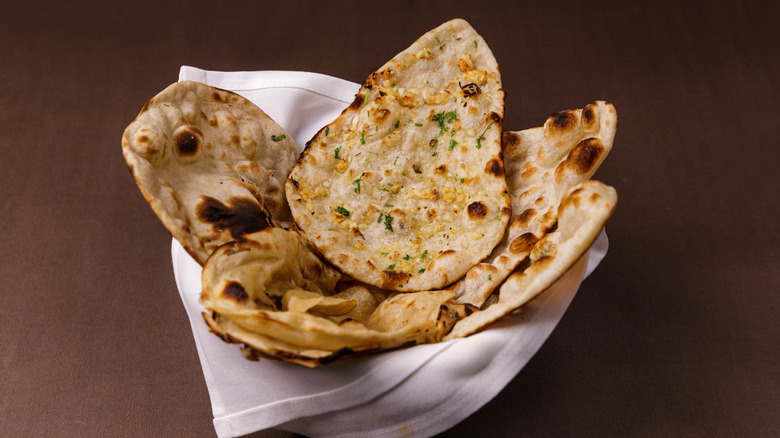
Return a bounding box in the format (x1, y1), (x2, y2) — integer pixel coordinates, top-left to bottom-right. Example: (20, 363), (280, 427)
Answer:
(285, 18), (510, 292)
(121, 20), (622, 368)
(445, 180), (617, 340)
(122, 80), (299, 265)
(450, 101), (617, 307)
(198, 102), (618, 366)
(199, 227), (467, 366)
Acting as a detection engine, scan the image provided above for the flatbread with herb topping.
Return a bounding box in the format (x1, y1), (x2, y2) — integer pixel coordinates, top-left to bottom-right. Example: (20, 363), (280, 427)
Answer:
(286, 18), (510, 292)
(122, 80), (299, 265)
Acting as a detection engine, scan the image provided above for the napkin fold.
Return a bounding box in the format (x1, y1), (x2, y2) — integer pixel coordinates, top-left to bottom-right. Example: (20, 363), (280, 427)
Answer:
(173, 66), (609, 438)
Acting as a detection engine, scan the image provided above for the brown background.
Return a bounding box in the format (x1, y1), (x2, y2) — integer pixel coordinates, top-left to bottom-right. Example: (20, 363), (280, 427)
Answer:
(1, 1), (778, 436)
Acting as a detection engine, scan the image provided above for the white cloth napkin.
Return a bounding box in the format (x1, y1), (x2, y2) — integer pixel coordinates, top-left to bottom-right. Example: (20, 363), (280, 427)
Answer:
(173, 66), (609, 438)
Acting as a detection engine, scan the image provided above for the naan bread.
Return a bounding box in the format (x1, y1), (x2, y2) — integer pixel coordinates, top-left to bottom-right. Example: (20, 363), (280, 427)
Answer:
(200, 99), (619, 365)
(286, 18), (510, 292)
(200, 227), (467, 367)
(122, 80), (299, 265)
(445, 180), (617, 340)
(450, 101), (617, 307)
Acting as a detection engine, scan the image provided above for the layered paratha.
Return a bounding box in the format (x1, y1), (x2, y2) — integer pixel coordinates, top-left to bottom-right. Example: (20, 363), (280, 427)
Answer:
(122, 80), (299, 265)
(285, 19), (510, 292)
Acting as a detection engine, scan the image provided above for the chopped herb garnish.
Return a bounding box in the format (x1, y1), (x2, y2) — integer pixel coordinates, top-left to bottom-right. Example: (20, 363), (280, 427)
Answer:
(415, 123), (423, 127)
(377, 213), (384, 223)
(384, 203), (393, 207)
(325, 127), (330, 136)
(335, 206), (350, 217)
(394, 156), (399, 165)
(488, 275), (493, 280)
(432, 110), (458, 136)
(418, 268), (426, 274)
(420, 250), (428, 261)
(271, 134), (286, 142)
(449, 139), (457, 151)
(334, 146), (342, 159)
(403, 254), (411, 260)
(432, 152), (438, 157)
(394, 120), (400, 129)
(378, 185), (389, 192)
(384, 214), (394, 232)
(381, 252), (389, 257)
(386, 264), (396, 270)
(363, 92), (369, 106)
(476, 116), (499, 149)
(474, 40), (478, 49)
(360, 130), (366, 145)
(352, 177), (362, 194)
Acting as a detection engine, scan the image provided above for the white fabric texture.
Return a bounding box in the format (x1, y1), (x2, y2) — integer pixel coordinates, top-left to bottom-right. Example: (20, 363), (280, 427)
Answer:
(172, 66), (609, 438)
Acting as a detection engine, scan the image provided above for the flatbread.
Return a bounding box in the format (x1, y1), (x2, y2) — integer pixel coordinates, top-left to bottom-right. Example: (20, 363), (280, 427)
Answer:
(200, 227), (467, 366)
(450, 101), (617, 307)
(285, 18), (510, 292)
(444, 179), (617, 340)
(122, 80), (299, 265)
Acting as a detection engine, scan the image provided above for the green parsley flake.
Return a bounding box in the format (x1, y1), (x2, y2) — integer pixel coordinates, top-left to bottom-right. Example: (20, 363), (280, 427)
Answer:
(384, 214), (394, 232)
(352, 177), (362, 194)
(334, 146), (341, 159)
(432, 110), (458, 137)
(325, 127), (330, 136)
(335, 206), (350, 217)
(387, 264), (396, 270)
(449, 139), (457, 151)
(403, 254), (411, 260)
(360, 130), (366, 145)
(418, 268), (426, 274)
(476, 115), (499, 149)
(271, 134), (286, 142)
(394, 156), (399, 165)
(420, 250), (428, 261)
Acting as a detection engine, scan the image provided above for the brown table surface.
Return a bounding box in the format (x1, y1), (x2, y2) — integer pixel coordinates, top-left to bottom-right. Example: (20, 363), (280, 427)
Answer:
(2, 1), (778, 436)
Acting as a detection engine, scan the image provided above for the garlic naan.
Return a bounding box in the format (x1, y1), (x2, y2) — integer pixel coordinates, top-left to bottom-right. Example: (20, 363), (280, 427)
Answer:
(286, 19), (510, 292)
